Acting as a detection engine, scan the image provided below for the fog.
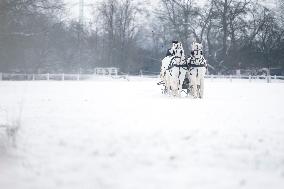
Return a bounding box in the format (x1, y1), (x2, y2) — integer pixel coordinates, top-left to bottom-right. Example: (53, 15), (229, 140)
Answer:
(0, 0), (283, 75)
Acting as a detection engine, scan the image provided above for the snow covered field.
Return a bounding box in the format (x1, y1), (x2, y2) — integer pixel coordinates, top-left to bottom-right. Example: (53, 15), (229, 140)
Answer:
(0, 77), (284, 189)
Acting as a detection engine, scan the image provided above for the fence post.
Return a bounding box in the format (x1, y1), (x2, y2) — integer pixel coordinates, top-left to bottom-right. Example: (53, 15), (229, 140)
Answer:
(32, 74), (35, 81)
(211, 74), (213, 81)
(0, 73), (2, 81)
(249, 75), (251, 82)
(77, 73), (80, 81)
(266, 75), (271, 83)
(47, 73), (50, 81)
(140, 70), (143, 78)
(274, 75), (277, 80)
(229, 75), (232, 82)
(62, 73), (64, 81)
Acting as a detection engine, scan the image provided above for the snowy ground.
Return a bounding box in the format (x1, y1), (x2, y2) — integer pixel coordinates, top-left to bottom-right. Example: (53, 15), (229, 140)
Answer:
(0, 77), (284, 189)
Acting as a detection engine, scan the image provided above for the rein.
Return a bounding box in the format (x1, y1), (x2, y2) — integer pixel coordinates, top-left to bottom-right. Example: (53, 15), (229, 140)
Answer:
(167, 56), (187, 70)
(188, 64), (206, 68)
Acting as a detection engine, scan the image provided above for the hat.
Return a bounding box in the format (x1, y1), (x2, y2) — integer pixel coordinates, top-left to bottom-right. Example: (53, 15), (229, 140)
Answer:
(172, 40), (178, 44)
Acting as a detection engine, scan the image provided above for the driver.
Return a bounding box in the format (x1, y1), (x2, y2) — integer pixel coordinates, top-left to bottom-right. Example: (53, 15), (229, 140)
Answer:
(165, 40), (179, 57)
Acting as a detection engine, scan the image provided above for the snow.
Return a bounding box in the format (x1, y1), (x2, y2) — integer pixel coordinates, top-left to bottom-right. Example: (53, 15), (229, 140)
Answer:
(0, 77), (284, 189)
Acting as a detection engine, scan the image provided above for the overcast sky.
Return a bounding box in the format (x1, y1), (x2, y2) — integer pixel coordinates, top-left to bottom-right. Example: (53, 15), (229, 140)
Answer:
(63, 0), (277, 23)
(63, 0), (157, 22)
(64, 0), (96, 22)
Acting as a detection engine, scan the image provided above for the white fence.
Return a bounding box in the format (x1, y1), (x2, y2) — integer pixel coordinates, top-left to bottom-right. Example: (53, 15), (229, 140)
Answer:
(0, 73), (283, 82)
(0, 73), (88, 81)
(204, 74), (284, 83)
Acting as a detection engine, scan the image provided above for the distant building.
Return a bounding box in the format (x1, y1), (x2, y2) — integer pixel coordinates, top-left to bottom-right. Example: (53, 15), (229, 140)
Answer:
(94, 67), (119, 76)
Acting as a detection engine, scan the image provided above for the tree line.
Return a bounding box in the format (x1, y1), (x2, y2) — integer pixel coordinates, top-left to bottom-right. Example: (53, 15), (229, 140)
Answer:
(0, 0), (283, 75)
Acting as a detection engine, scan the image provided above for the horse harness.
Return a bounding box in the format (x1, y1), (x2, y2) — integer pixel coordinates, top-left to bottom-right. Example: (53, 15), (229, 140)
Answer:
(164, 55), (206, 85)
(167, 56), (187, 71)
(187, 56), (207, 77)
(165, 56), (188, 86)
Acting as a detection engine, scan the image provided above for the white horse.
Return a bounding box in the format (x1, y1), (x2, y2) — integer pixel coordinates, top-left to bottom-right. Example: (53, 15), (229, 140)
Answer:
(166, 42), (187, 97)
(160, 56), (171, 94)
(160, 41), (180, 94)
(187, 42), (207, 98)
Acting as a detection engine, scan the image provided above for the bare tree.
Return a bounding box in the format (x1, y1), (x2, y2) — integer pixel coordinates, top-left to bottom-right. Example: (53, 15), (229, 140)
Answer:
(210, 0), (252, 66)
(0, 0), (64, 72)
(155, 0), (200, 52)
(255, 8), (283, 69)
(96, 0), (141, 71)
(98, 0), (117, 67)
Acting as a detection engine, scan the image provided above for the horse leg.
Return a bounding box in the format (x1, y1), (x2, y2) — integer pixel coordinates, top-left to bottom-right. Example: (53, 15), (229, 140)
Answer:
(170, 78), (177, 97)
(189, 70), (197, 98)
(191, 82), (197, 98)
(166, 74), (171, 96)
(198, 68), (206, 98)
(178, 69), (186, 97)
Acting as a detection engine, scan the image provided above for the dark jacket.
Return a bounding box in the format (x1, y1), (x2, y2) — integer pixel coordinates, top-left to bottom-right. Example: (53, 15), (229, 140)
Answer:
(166, 48), (174, 57)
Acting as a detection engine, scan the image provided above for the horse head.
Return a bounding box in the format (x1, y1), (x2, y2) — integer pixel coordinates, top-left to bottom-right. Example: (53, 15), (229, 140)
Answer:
(173, 42), (185, 64)
(191, 42), (203, 59)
